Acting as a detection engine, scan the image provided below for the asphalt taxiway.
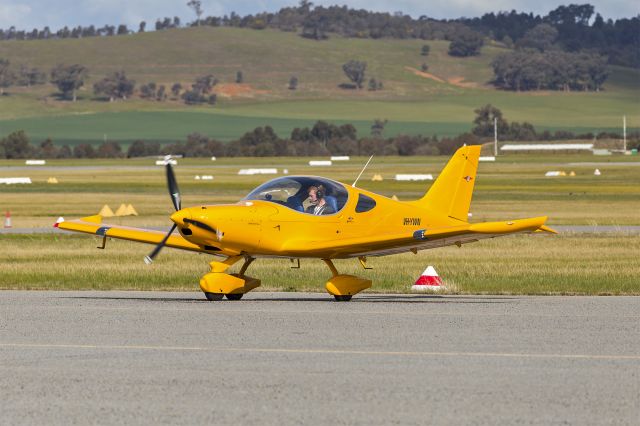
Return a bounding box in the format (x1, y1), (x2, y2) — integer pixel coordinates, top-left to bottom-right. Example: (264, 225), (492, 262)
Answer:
(1, 291), (638, 424)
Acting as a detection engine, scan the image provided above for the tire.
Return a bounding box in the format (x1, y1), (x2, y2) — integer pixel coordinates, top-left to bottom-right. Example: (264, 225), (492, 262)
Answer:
(225, 293), (244, 301)
(204, 292), (223, 301)
(334, 295), (352, 302)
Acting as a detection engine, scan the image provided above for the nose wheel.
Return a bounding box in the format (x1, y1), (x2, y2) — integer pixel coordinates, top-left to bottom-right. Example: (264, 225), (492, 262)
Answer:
(205, 292), (224, 301)
(334, 295), (352, 302)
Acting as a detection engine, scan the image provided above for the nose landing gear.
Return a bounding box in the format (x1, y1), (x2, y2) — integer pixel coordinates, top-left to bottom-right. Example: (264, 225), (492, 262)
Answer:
(200, 255), (260, 301)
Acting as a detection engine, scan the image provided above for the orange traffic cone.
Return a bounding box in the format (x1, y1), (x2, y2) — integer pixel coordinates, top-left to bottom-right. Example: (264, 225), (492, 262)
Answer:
(412, 266), (442, 291)
(4, 211), (12, 228)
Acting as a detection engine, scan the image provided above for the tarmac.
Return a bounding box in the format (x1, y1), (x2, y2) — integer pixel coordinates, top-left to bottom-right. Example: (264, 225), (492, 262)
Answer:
(1, 291), (639, 425)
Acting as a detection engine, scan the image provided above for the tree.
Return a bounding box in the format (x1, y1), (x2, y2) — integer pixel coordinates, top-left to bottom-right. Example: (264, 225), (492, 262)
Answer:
(93, 71), (135, 101)
(472, 104), (508, 137)
(517, 24), (558, 52)
(138, 21), (146, 33)
(139, 82), (157, 99)
(421, 63), (428, 72)
(127, 140), (160, 157)
(17, 66), (46, 87)
(156, 85), (166, 101)
(288, 76), (298, 90)
(50, 64), (88, 101)
(371, 119), (387, 138)
(182, 90), (207, 105)
(0, 59), (14, 95)
(448, 28), (484, 57)
(116, 25), (129, 35)
(171, 83), (182, 97)
(1, 130), (32, 158)
(97, 141), (123, 158)
(38, 138), (58, 158)
(342, 60), (366, 89)
(73, 143), (96, 158)
(420, 44), (430, 56)
(192, 74), (218, 94)
(187, 0), (204, 25)
(57, 145), (72, 158)
(236, 70), (244, 84)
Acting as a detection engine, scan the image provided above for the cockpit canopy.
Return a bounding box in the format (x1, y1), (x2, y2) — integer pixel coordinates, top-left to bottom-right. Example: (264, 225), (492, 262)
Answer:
(243, 176), (349, 214)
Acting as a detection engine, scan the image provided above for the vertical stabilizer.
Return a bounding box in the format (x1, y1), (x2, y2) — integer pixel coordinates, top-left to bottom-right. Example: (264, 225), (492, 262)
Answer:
(410, 145), (481, 222)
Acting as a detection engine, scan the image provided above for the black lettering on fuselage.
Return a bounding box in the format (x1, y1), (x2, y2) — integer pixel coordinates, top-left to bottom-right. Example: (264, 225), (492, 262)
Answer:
(403, 218), (421, 226)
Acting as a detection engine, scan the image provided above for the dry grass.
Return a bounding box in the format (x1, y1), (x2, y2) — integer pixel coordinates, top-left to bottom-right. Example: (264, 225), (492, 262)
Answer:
(1, 233), (638, 295)
(1, 155), (639, 227)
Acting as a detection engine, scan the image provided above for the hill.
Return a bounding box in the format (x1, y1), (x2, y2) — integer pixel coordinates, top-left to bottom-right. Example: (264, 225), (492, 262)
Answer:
(0, 27), (638, 144)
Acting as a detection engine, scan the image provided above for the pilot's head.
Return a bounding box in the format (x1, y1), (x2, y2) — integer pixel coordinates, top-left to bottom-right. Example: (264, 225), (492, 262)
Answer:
(307, 185), (326, 203)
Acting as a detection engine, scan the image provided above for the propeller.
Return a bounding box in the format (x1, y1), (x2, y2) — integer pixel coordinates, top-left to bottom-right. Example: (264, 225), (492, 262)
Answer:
(166, 160), (181, 211)
(144, 162), (181, 264)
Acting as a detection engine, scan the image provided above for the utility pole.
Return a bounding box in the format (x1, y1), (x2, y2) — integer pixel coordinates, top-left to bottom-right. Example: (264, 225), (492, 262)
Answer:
(494, 117), (498, 156)
(623, 115), (627, 152)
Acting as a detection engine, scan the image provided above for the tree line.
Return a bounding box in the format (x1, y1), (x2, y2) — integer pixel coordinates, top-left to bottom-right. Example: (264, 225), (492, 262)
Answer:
(3, 106), (637, 160)
(0, 59), (223, 105)
(0, 58), (379, 100)
(492, 49), (608, 92)
(1, 3), (636, 67)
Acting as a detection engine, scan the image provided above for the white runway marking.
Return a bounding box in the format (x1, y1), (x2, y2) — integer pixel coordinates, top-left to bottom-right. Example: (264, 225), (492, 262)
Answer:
(2, 342), (639, 361)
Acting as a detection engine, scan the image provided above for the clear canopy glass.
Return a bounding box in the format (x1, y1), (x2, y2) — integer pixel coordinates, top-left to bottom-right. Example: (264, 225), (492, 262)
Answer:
(243, 176), (349, 214)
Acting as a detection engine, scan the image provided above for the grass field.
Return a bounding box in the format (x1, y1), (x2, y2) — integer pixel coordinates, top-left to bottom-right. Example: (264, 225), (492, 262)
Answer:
(1, 154), (639, 227)
(0, 27), (638, 143)
(1, 153), (639, 294)
(1, 233), (638, 295)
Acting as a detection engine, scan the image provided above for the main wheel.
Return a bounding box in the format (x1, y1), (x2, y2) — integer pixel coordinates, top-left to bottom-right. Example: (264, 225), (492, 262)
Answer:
(334, 295), (352, 302)
(205, 292), (224, 301)
(225, 293), (244, 301)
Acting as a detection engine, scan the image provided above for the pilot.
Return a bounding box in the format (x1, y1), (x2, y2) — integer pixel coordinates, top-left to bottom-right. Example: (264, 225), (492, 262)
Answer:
(306, 185), (335, 215)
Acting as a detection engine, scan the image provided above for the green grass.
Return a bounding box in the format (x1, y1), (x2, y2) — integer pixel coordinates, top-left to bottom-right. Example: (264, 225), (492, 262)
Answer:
(1, 233), (638, 295)
(0, 27), (638, 143)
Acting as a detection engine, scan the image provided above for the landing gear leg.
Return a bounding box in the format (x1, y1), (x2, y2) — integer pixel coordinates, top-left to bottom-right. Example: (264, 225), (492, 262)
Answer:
(322, 259), (372, 302)
(200, 255), (261, 301)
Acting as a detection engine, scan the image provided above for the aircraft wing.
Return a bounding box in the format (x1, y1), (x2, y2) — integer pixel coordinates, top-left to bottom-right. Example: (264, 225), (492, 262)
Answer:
(55, 215), (209, 254)
(283, 216), (556, 258)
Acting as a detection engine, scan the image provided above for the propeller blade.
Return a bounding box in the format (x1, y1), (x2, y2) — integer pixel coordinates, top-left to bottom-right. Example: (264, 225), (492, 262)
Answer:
(144, 223), (177, 264)
(166, 163), (181, 211)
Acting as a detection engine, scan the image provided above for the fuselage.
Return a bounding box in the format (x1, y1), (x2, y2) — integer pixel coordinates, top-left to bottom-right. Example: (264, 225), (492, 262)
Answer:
(170, 176), (463, 259)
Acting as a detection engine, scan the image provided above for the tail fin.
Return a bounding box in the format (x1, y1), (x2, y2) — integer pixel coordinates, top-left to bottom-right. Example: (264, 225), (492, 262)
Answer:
(409, 145), (481, 222)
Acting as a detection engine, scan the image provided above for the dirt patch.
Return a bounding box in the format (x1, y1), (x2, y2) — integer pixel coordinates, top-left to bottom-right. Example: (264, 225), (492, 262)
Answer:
(405, 66), (445, 83)
(447, 76), (478, 88)
(216, 83), (269, 98)
(405, 67), (479, 88)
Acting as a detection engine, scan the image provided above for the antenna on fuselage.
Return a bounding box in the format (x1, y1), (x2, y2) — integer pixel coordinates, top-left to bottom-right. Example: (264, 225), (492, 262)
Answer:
(352, 155), (374, 188)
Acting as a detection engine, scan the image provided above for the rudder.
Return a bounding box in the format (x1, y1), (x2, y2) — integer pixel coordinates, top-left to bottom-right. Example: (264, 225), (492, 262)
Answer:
(410, 145), (481, 222)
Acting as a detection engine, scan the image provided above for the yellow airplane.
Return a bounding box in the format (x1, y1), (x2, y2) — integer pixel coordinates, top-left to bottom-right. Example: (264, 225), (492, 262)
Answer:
(56, 145), (555, 301)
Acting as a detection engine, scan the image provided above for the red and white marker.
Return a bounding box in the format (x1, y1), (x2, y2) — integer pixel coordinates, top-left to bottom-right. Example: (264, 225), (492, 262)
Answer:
(4, 211), (11, 228)
(412, 266), (443, 291)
